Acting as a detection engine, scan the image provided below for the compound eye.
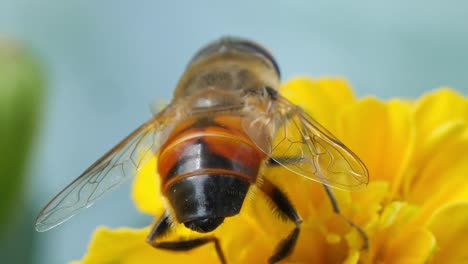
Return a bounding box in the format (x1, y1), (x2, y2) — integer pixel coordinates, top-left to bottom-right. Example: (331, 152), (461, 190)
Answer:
(188, 37), (281, 78)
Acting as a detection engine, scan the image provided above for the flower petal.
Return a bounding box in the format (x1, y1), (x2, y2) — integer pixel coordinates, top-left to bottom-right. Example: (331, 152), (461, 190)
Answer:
(427, 201), (468, 263)
(71, 226), (221, 264)
(413, 88), (468, 147)
(403, 88), (468, 203)
(337, 98), (413, 197)
(365, 202), (425, 263)
(349, 181), (388, 226)
(406, 124), (468, 225)
(132, 156), (164, 215)
(384, 229), (436, 264)
(343, 250), (360, 264)
(280, 77), (356, 133)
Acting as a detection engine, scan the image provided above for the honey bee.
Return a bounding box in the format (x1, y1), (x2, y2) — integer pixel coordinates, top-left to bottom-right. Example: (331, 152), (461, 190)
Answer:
(36, 37), (369, 263)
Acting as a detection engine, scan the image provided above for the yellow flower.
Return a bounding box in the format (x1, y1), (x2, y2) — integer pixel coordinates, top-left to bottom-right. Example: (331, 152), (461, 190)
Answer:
(72, 78), (468, 264)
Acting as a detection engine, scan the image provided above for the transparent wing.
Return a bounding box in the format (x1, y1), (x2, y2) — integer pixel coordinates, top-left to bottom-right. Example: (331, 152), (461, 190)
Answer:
(35, 110), (174, 232)
(243, 94), (369, 191)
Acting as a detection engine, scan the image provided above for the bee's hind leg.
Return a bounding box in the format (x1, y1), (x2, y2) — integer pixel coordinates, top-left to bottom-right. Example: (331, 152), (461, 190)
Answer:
(323, 185), (369, 249)
(146, 211), (226, 264)
(266, 157), (369, 250)
(258, 177), (303, 264)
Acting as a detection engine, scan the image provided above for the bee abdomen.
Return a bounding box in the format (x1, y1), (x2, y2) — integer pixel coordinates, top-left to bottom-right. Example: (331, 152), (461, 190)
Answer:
(158, 134), (263, 191)
(157, 115), (265, 223)
(166, 173), (249, 223)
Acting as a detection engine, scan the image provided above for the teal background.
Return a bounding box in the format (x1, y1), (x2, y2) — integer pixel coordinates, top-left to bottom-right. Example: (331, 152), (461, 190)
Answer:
(0, 1), (466, 263)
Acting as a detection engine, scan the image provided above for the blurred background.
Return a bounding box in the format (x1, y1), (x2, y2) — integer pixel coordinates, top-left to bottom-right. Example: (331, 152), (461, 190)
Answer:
(0, 1), (466, 263)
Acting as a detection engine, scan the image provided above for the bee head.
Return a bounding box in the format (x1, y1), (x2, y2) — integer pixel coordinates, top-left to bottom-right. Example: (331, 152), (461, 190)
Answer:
(188, 36), (281, 79)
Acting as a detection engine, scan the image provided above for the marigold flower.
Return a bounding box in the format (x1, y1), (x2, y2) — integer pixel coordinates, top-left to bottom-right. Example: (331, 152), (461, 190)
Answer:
(72, 77), (468, 264)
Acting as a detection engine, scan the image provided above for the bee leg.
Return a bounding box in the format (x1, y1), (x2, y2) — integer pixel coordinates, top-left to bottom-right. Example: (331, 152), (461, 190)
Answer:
(146, 211), (227, 264)
(323, 185), (369, 249)
(266, 157), (369, 249)
(259, 178), (303, 264)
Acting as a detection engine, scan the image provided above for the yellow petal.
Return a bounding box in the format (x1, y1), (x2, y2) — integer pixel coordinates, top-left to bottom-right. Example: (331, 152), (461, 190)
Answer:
(215, 212), (273, 263)
(413, 88), (468, 147)
(337, 98), (413, 197)
(349, 181), (388, 226)
(378, 202), (410, 229)
(365, 202), (420, 263)
(403, 88), (468, 202)
(407, 125), (468, 225)
(384, 229), (436, 264)
(427, 201), (468, 263)
(72, 226), (221, 264)
(343, 250), (360, 264)
(132, 155), (164, 215)
(402, 120), (466, 198)
(413, 125), (468, 200)
(280, 77), (356, 133)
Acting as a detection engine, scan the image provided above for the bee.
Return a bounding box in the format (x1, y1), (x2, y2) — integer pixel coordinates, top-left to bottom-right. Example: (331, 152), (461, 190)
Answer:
(36, 37), (369, 264)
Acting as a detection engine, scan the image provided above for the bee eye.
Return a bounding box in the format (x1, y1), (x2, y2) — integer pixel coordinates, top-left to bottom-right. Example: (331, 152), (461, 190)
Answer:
(188, 36), (281, 78)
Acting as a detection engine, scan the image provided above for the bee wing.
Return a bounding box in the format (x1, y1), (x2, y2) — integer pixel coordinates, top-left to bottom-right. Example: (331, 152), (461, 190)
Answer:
(243, 93), (369, 191)
(35, 109), (175, 232)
